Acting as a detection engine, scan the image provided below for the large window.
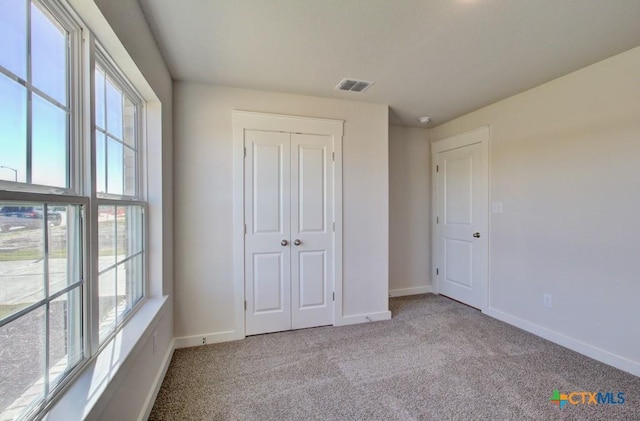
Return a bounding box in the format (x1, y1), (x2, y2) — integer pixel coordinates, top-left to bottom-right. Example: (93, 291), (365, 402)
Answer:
(0, 1), (147, 420)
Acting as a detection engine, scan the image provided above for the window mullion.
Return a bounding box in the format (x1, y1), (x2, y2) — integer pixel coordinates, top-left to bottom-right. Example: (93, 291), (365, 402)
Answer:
(26, 0), (32, 185)
(43, 203), (51, 397)
(26, 91), (33, 185)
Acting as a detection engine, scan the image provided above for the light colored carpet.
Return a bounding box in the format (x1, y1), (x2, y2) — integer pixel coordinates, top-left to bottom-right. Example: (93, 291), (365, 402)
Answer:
(149, 294), (639, 420)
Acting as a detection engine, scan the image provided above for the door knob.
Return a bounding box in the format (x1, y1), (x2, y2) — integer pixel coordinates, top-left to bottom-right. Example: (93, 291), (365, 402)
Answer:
(473, 232), (480, 238)
(281, 239), (289, 246)
(294, 239), (302, 246)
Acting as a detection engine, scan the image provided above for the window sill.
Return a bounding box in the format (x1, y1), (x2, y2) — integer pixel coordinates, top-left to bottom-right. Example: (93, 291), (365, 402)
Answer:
(42, 296), (168, 420)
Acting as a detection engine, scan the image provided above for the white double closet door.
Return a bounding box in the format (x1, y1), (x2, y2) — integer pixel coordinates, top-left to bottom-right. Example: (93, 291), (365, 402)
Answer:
(245, 129), (334, 335)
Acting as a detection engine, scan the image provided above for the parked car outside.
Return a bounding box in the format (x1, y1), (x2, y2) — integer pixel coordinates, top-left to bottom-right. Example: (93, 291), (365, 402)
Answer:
(0, 206), (62, 232)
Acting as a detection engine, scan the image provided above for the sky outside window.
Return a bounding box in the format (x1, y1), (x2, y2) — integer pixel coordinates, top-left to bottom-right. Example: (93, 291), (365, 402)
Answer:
(0, 0), (68, 187)
(95, 63), (137, 197)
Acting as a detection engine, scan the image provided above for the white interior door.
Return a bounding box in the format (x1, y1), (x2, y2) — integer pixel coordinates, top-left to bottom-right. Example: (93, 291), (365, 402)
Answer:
(245, 130), (292, 335)
(435, 132), (488, 309)
(245, 130), (334, 335)
(291, 134), (333, 329)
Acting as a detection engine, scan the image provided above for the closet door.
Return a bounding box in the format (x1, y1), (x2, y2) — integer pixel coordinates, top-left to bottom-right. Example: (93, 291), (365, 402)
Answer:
(244, 130), (292, 335)
(290, 134), (334, 329)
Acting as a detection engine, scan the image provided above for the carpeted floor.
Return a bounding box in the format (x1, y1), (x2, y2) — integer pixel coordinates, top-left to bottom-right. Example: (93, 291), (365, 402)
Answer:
(149, 294), (640, 420)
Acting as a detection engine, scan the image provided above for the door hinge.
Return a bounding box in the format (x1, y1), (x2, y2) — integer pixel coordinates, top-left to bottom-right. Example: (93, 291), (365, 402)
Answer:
(436, 268), (439, 275)
(333, 222), (335, 232)
(332, 152), (335, 161)
(244, 300), (247, 310)
(244, 147), (247, 158)
(436, 216), (439, 224)
(244, 224), (247, 234)
(436, 165), (439, 172)
(332, 292), (335, 301)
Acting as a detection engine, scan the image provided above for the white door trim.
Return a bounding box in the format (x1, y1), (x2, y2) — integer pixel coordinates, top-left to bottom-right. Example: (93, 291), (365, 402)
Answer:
(233, 111), (344, 338)
(431, 126), (490, 311)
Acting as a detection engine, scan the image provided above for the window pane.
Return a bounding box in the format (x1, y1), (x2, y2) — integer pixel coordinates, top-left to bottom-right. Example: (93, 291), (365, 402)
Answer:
(31, 2), (67, 106)
(0, 0), (27, 79)
(106, 78), (122, 138)
(123, 96), (135, 147)
(124, 146), (136, 196)
(0, 306), (45, 419)
(98, 204), (143, 344)
(130, 206), (143, 255)
(116, 206), (143, 261)
(96, 131), (106, 193)
(122, 253), (143, 317)
(116, 207), (127, 262)
(32, 94), (67, 187)
(0, 203), (45, 320)
(0, 74), (27, 183)
(95, 67), (105, 130)
(98, 268), (116, 342)
(49, 287), (82, 389)
(48, 205), (81, 296)
(106, 137), (123, 195)
(98, 205), (116, 272)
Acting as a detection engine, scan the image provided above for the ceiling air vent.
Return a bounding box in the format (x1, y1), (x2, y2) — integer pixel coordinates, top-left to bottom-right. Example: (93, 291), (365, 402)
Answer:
(335, 78), (374, 93)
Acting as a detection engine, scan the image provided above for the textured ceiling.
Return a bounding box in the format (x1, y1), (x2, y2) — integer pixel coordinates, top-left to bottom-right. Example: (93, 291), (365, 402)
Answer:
(138, 0), (640, 126)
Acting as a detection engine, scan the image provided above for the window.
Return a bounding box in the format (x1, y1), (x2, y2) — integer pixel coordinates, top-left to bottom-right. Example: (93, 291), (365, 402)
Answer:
(0, 1), (147, 419)
(94, 61), (138, 197)
(0, 200), (84, 418)
(0, 0), (72, 188)
(97, 204), (144, 341)
(94, 52), (145, 343)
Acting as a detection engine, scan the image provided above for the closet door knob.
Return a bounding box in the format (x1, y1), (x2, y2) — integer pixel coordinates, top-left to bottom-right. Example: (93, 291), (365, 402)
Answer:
(281, 239), (289, 246)
(294, 239), (302, 246)
(473, 232), (480, 238)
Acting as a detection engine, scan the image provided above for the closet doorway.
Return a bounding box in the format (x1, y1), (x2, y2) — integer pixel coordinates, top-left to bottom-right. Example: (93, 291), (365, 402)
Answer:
(233, 111), (344, 336)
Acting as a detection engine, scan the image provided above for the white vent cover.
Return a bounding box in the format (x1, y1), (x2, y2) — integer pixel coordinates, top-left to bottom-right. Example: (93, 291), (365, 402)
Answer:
(335, 78), (374, 93)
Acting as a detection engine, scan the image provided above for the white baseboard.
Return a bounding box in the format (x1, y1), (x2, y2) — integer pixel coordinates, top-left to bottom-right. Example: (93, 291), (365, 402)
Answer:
(139, 338), (175, 421)
(174, 330), (244, 349)
(389, 285), (434, 297)
(485, 307), (640, 377)
(336, 311), (392, 326)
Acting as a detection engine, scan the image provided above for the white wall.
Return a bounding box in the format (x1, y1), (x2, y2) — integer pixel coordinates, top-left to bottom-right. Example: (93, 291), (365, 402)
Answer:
(388, 125), (432, 296)
(430, 46), (640, 375)
(83, 0), (174, 418)
(174, 82), (389, 340)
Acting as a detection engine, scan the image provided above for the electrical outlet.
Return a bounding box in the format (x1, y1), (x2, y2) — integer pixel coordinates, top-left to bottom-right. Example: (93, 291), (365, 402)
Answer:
(543, 293), (552, 308)
(152, 331), (158, 354)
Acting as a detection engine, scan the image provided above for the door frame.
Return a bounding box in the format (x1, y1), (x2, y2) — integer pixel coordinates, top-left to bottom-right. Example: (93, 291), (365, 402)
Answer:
(431, 126), (490, 312)
(232, 111), (344, 338)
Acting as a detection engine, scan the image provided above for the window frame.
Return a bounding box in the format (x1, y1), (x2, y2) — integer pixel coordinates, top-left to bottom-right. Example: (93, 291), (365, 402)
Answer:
(0, 0), (150, 418)
(0, 190), (89, 420)
(93, 46), (144, 200)
(0, 0), (83, 195)
(89, 45), (148, 351)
